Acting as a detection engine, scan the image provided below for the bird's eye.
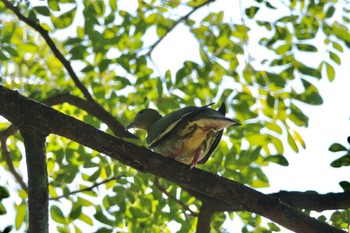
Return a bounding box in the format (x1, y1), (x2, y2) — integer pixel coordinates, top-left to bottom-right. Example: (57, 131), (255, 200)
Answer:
(139, 110), (144, 115)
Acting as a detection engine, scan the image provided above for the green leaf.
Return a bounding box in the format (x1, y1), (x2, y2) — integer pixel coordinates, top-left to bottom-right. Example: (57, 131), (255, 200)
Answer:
(275, 43), (291, 55)
(298, 64), (321, 79)
(296, 43), (318, 52)
(34, 6), (51, 16)
(48, 0), (60, 11)
(325, 5), (335, 18)
(287, 130), (299, 152)
(339, 181), (350, 191)
(51, 7), (77, 29)
(329, 143), (347, 152)
(0, 203), (6, 215)
(129, 206), (149, 218)
(15, 202), (26, 230)
(79, 213), (93, 226)
(0, 186), (10, 201)
(17, 43), (38, 53)
(268, 222), (281, 231)
(69, 203), (82, 220)
(265, 155), (289, 166)
(331, 153), (350, 167)
(3, 45), (19, 56)
(329, 51), (341, 65)
(295, 79), (323, 105)
(245, 6), (259, 19)
(51, 205), (66, 224)
(94, 206), (114, 225)
(325, 62), (335, 81)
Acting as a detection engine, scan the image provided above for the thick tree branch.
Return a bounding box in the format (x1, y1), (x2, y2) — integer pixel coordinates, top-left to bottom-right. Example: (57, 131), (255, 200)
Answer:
(197, 202), (215, 233)
(271, 191), (350, 211)
(2, 0), (136, 139)
(20, 128), (48, 233)
(0, 85), (346, 232)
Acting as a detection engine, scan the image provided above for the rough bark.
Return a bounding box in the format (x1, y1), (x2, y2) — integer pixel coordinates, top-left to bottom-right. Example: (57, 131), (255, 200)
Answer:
(0, 85), (346, 233)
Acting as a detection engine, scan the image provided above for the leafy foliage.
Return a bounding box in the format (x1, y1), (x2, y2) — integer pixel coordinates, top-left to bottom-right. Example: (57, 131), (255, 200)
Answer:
(0, 0), (349, 232)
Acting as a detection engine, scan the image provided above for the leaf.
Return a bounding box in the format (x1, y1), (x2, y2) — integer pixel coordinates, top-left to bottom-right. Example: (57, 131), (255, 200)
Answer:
(275, 43), (291, 55)
(0, 203), (6, 215)
(287, 130), (299, 152)
(94, 206), (114, 225)
(339, 181), (350, 191)
(268, 222), (281, 231)
(245, 6), (259, 19)
(48, 0), (60, 11)
(51, 7), (77, 29)
(329, 51), (341, 65)
(265, 155), (289, 166)
(329, 143), (348, 152)
(129, 206), (149, 218)
(296, 43), (318, 52)
(34, 6), (51, 16)
(330, 153), (350, 167)
(325, 5), (335, 18)
(17, 43), (38, 53)
(15, 202), (26, 230)
(69, 203), (82, 220)
(0, 186), (10, 201)
(297, 64), (321, 79)
(51, 205), (66, 224)
(325, 62), (335, 81)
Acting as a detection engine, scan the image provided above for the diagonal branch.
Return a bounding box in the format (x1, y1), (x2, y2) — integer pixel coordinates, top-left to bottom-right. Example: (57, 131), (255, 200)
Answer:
(43, 93), (136, 138)
(2, 0), (136, 139)
(0, 139), (28, 192)
(50, 175), (123, 201)
(154, 177), (198, 216)
(146, 0), (216, 58)
(0, 85), (346, 233)
(1, 0), (93, 102)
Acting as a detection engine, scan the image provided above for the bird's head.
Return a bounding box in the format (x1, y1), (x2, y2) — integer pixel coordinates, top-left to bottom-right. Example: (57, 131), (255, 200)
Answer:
(126, 108), (163, 133)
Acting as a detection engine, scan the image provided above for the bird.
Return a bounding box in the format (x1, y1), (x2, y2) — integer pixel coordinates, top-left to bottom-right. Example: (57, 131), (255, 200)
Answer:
(126, 103), (240, 168)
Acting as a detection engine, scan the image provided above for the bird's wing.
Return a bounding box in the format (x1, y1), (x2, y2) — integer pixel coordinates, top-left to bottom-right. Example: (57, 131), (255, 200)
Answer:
(147, 104), (214, 147)
(198, 102), (226, 164)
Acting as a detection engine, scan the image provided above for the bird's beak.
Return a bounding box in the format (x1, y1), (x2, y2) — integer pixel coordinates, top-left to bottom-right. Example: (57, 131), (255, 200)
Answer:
(234, 121), (241, 126)
(126, 122), (135, 130)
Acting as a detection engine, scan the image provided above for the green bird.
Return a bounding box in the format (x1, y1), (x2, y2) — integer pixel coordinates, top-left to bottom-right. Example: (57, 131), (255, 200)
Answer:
(126, 103), (240, 168)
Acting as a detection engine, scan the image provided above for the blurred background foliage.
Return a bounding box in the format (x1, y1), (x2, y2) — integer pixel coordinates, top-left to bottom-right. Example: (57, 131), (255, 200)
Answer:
(0, 0), (349, 232)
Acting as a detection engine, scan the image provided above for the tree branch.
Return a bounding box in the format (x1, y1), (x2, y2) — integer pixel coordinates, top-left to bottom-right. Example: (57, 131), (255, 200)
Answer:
(1, 0), (92, 102)
(2, 0), (136, 139)
(50, 175), (123, 201)
(0, 139), (28, 192)
(0, 85), (346, 233)
(197, 202), (215, 233)
(154, 178), (198, 217)
(271, 191), (350, 211)
(146, 0), (216, 58)
(20, 128), (48, 233)
(43, 93), (137, 138)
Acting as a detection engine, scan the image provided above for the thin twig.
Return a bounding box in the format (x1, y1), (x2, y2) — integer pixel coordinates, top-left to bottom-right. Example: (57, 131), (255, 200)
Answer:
(50, 175), (124, 201)
(154, 177), (198, 217)
(146, 0), (216, 58)
(1, 139), (28, 192)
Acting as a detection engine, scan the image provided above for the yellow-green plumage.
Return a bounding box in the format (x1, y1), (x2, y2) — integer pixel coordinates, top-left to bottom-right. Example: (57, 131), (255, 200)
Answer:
(126, 103), (240, 168)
